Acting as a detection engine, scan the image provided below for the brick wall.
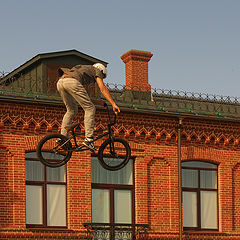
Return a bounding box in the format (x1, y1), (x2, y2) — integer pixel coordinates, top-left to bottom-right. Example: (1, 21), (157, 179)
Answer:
(1, 100), (240, 239)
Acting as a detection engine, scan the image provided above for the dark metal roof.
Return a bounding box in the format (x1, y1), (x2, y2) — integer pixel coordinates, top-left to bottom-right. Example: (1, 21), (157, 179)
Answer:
(1, 82), (240, 123)
(1, 50), (240, 122)
(0, 49), (108, 82)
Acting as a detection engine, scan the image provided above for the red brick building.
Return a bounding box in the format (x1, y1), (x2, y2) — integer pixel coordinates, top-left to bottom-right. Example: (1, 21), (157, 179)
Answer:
(1, 49), (240, 239)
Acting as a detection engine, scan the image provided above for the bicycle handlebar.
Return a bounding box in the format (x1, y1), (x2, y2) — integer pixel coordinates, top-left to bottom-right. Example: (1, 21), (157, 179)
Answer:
(103, 102), (117, 125)
(92, 100), (117, 125)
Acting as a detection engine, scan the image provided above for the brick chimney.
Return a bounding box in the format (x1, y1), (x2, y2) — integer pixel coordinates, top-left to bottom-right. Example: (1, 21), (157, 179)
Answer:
(121, 49), (153, 92)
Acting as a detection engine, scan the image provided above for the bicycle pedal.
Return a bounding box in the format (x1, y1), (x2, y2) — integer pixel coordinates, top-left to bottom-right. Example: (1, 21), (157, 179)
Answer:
(82, 140), (96, 152)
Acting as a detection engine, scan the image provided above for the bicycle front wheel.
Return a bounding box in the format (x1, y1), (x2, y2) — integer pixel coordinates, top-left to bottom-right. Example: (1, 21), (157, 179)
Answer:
(98, 137), (131, 171)
(36, 133), (72, 168)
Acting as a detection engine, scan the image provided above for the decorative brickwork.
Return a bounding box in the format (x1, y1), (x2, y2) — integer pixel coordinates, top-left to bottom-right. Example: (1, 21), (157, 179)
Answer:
(2, 102), (240, 149)
(1, 99), (240, 239)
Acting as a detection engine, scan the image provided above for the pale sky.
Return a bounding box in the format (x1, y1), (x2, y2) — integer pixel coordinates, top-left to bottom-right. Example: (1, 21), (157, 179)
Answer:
(0, 0), (240, 97)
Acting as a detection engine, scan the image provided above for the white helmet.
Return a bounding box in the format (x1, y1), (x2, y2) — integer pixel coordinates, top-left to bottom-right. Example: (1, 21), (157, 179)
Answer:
(93, 63), (107, 78)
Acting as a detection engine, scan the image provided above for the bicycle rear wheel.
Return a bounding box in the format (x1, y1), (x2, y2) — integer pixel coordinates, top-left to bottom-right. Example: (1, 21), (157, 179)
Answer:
(98, 137), (131, 171)
(36, 133), (72, 168)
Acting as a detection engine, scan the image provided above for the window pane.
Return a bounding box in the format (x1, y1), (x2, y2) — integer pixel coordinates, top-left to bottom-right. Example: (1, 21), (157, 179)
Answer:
(114, 190), (132, 224)
(47, 166), (66, 182)
(25, 152), (38, 158)
(183, 191), (197, 227)
(182, 169), (198, 188)
(26, 185), (43, 224)
(182, 161), (217, 169)
(26, 161), (44, 181)
(201, 191), (218, 229)
(42, 152), (65, 160)
(91, 157), (132, 185)
(47, 185), (66, 226)
(200, 170), (217, 189)
(92, 189), (110, 223)
(26, 152), (64, 160)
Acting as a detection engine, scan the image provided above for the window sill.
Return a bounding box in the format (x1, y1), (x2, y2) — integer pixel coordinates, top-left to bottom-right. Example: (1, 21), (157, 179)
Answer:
(26, 226), (68, 231)
(184, 230), (219, 234)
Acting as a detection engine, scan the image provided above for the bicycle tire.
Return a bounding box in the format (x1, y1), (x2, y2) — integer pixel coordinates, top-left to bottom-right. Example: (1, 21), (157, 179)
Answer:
(36, 133), (72, 168)
(98, 137), (131, 171)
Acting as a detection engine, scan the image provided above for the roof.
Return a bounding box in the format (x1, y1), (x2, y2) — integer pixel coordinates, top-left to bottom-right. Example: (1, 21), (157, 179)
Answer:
(1, 49), (108, 81)
(1, 50), (240, 123)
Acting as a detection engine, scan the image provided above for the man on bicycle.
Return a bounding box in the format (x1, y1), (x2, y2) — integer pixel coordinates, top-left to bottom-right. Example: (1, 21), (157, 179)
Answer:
(57, 63), (120, 151)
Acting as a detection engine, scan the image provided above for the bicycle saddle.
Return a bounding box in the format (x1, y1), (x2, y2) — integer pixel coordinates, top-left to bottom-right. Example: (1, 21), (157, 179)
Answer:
(65, 123), (81, 131)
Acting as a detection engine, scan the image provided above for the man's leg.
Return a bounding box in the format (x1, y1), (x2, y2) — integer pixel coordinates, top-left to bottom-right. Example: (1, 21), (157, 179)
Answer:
(57, 78), (78, 137)
(61, 78), (96, 139)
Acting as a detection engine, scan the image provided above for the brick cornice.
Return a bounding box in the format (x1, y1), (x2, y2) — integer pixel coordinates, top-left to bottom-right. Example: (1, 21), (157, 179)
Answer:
(121, 49), (153, 63)
(2, 101), (240, 148)
(1, 111), (240, 149)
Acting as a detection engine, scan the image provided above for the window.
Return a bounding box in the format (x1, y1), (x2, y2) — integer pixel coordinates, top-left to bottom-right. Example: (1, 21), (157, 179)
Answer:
(91, 157), (134, 225)
(25, 152), (67, 228)
(182, 161), (218, 230)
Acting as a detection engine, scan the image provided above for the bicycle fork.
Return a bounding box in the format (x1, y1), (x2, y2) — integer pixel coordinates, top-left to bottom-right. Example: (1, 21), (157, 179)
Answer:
(108, 125), (116, 156)
(109, 139), (115, 155)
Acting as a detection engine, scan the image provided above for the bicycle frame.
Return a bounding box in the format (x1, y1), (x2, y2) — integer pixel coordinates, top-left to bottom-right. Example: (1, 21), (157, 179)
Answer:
(60, 102), (116, 152)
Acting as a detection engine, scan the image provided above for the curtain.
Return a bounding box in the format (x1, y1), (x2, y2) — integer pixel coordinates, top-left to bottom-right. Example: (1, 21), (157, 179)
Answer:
(26, 185), (43, 224)
(183, 191), (197, 227)
(92, 189), (110, 223)
(25, 161), (44, 181)
(182, 169), (198, 188)
(114, 190), (132, 224)
(201, 191), (217, 229)
(47, 184), (66, 226)
(91, 157), (133, 185)
(47, 166), (66, 182)
(200, 170), (217, 189)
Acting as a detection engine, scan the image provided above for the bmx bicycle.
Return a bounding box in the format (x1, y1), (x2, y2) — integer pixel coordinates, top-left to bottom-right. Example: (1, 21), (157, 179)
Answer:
(36, 102), (131, 171)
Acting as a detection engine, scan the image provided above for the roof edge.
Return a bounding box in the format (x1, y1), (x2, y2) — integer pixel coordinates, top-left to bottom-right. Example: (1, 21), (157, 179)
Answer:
(1, 49), (108, 81)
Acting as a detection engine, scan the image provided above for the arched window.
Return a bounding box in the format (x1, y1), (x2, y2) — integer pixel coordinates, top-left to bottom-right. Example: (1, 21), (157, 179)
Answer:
(182, 161), (218, 230)
(25, 152), (67, 228)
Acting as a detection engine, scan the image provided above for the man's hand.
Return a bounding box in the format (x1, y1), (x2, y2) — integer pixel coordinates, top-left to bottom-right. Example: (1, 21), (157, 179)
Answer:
(112, 104), (120, 115)
(96, 77), (120, 115)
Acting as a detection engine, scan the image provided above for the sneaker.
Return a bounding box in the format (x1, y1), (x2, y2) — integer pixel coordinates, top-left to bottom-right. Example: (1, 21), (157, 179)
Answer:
(82, 138), (96, 151)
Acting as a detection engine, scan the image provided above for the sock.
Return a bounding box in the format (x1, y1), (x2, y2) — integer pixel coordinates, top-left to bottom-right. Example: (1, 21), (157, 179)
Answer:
(86, 137), (94, 142)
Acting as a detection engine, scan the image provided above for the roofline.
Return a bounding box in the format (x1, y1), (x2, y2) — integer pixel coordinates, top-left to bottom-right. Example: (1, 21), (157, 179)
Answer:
(1, 95), (240, 124)
(1, 49), (108, 81)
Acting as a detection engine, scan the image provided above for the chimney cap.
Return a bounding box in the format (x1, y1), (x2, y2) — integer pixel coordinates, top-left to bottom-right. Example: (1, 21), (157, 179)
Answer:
(121, 49), (153, 63)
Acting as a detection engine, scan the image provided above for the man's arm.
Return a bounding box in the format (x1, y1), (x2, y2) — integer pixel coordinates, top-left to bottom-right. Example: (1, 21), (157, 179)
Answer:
(96, 77), (120, 114)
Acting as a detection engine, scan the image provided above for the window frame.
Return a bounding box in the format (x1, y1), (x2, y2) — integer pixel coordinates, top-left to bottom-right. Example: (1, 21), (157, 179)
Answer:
(182, 161), (218, 231)
(91, 157), (135, 225)
(25, 153), (67, 229)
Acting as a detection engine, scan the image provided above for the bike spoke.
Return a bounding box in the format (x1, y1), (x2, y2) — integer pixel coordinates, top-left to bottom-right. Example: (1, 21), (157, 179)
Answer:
(37, 134), (72, 167)
(101, 141), (127, 167)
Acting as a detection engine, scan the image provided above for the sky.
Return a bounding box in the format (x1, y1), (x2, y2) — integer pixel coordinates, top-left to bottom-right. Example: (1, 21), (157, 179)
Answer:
(0, 0), (240, 98)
